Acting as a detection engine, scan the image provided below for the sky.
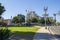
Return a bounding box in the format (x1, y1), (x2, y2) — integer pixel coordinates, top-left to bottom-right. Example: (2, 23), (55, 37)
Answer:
(0, 0), (60, 22)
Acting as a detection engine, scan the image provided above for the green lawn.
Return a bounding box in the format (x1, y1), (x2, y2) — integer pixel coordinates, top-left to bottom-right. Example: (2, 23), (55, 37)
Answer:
(2, 26), (40, 40)
(3, 26), (39, 32)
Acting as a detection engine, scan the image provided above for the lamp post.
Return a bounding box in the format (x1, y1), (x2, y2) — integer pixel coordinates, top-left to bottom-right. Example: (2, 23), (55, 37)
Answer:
(44, 6), (48, 29)
(25, 10), (28, 26)
(10, 16), (12, 22)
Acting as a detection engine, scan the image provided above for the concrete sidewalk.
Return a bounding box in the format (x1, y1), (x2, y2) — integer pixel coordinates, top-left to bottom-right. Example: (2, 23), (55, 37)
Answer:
(33, 27), (59, 40)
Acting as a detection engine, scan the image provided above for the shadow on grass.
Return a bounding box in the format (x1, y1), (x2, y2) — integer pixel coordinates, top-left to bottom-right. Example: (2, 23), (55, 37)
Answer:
(2, 25), (34, 27)
(9, 31), (35, 40)
(10, 32), (53, 40)
(9, 31), (60, 40)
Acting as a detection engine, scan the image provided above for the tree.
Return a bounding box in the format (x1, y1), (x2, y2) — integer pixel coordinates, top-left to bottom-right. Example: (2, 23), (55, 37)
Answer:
(0, 3), (5, 26)
(17, 14), (25, 24)
(12, 16), (18, 24)
(0, 3), (5, 18)
(40, 17), (45, 24)
(0, 3), (10, 40)
(31, 16), (39, 23)
(40, 17), (53, 25)
(26, 11), (39, 23)
(12, 14), (25, 25)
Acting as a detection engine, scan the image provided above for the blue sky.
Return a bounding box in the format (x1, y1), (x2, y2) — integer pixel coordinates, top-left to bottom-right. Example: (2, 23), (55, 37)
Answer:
(0, 0), (60, 22)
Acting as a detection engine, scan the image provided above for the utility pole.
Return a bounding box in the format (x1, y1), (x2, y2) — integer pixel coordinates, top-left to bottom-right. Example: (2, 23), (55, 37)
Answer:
(54, 14), (56, 22)
(25, 10), (28, 26)
(53, 13), (56, 26)
(11, 16), (12, 24)
(44, 6), (48, 29)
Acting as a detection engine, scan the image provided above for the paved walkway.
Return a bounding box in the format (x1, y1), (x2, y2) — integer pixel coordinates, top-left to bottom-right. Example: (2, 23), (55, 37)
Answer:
(33, 27), (59, 40)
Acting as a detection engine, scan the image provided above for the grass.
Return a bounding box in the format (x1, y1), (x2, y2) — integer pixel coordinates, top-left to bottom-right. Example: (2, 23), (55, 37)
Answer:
(2, 26), (40, 40)
(2, 26), (39, 32)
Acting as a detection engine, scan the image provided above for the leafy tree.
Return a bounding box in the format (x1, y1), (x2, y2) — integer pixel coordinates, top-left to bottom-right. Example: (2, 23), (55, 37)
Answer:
(0, 3), (5, 26)
(0, 3), (10, 40)
(12, 14), (25, 25)
(12, 16), (18, 24)
(40, 17), (53, 25)
(40, 17), (45, 24)
(31, 16), (39, 23)
(26, 11), (39, 23)
(17, 14), (25, 23)
(0, 3), (5, 18)
(46, 17), (53, 25)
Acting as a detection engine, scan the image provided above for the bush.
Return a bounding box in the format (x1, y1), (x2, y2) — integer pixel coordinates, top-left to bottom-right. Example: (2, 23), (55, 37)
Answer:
(0, 28), (10, 40)
(25, 22), (31, 26)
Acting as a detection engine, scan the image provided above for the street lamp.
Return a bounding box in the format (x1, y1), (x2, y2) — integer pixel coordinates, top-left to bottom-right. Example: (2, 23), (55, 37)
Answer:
(25, 10), (28, 26)
(44, 6), (48, 29)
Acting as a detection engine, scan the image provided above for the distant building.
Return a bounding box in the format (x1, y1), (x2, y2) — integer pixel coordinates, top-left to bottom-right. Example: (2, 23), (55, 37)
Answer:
(0, 17), (4, 26)
(3, 19), (12, 25)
